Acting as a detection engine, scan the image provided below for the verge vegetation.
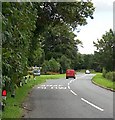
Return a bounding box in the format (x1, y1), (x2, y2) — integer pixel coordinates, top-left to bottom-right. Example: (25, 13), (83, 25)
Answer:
(92, 73), (115, 91)
(2, 74), (65, 118)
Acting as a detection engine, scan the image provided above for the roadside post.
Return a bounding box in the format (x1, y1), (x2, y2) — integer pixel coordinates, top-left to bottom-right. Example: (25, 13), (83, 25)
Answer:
(24, 76), (28, 84)
(20, 81), (23, 87)
(11, 83), (16, 98)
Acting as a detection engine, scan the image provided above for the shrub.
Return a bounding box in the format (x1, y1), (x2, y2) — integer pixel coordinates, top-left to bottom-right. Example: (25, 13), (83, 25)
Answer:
(105, 72), (115, 82)
(59, 55), (71, 73)
(102, 68), (107, 78)
(42, 60), (50, 73)
(48, 58), (60, 72)
(42, 58), (60, 73)
(2, 76), (11, 91)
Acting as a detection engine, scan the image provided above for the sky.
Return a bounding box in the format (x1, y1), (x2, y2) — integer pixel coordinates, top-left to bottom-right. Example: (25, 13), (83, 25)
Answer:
(74, 0), (114, 54)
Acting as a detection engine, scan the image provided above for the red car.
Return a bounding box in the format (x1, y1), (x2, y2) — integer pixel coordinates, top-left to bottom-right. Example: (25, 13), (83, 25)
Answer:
(66, 69), (76, 79)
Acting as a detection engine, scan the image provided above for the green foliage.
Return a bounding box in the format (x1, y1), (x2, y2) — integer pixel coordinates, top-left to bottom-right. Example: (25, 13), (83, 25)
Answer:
(2, 2), (37, 89)
(102, 68), (107, 78)
(49, 58), (60, 72)
(93, 29), (114, 72)
(33, 47), (44, 66)
(59, 55), (71, 73)
(2, 1), (95, 91)
(92, 73), (115, 90)
(73, 53), (95, 70)
(2, 76), (11, 91)
(42, 58), (60, 73)
(105, 72), (115, 82)
(42, 60), (50, 73)
(32, 1), (94, 68)
(33, 2), (94, 30)
(41, 23), (82, 69)
(2, 74), (65, 118)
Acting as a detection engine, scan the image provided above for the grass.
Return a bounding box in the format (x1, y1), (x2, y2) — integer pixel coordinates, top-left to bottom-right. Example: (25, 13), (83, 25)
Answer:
(2, 74), (65, 119)
(92, 73), (115, 90)
(40, 74), (65, 79)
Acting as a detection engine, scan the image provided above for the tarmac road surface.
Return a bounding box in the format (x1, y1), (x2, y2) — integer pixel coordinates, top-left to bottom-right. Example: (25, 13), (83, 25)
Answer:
(23, 73), (113, 118)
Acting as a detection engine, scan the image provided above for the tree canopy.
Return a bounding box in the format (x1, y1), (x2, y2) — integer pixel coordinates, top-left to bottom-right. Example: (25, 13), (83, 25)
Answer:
(2, 1), (95, 89)
(93, 29), (114, 72)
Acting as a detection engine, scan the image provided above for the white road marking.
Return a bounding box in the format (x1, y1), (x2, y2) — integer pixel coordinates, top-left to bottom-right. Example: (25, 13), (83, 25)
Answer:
(38, 84), (67, 90)
(54, 86), (58, 89)
(51, 87), (54, 89)
(67, 77), (104, 112)
(81, 98), (104, 112)
(68, 86), (70, 89)
(59, 87), (67, 89)
(67, 78), (78, 95)
(69, 80), (72, 83)
(70, 90), (78, 96)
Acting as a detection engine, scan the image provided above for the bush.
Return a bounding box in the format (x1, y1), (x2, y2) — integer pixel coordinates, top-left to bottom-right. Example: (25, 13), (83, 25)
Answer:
(102, 68), (107, 78)
(42, 60), (50, 73)
(2, 76), (11, 91)
(42, 58), (60, 73)
(49, 58), (60, 72)
(59, 55), (71, 73)
(105, 72), (115, 82)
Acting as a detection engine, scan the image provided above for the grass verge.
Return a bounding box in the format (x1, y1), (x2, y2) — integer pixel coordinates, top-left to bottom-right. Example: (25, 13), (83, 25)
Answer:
(2, 74), (65, 119)
(92, 73), (115, 91)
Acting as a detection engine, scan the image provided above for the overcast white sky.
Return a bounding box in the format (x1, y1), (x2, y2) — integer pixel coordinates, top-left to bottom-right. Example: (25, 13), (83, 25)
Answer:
(74, 0), (114, 54)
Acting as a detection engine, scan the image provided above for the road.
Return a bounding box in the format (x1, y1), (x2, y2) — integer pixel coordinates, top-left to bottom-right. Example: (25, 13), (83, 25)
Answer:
(23, 73), (113, 118)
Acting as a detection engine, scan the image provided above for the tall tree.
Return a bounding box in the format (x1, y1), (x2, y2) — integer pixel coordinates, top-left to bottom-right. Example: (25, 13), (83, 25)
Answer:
(2, 2), (37, 86)
(29, 1), (95, 65)
(93, 29), (114, 72)
(2, 1), (95, 89)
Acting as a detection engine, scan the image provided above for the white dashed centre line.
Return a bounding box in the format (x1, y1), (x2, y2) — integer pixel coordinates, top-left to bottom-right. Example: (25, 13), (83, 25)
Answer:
(70, 90), (78, 96)
(68, 86), (70, 89)
(81, 98), (104, 112)
(69, 80), (72, 83)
